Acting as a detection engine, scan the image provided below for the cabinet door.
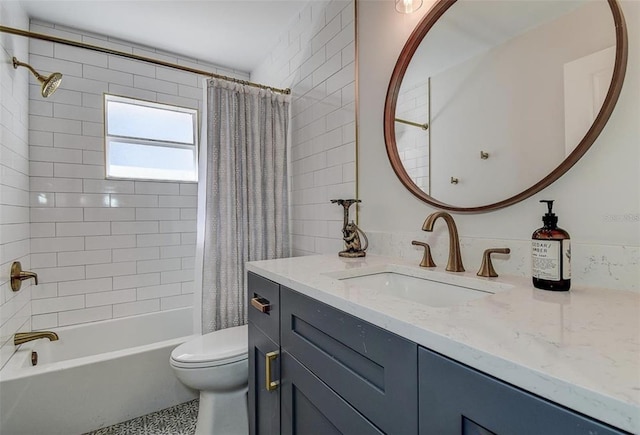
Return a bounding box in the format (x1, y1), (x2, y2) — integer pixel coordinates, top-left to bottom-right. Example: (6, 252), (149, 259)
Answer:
(248, 322), (280, 435)
(281, 287), (418, 434)
(281, 352), (384, 435)
(418, 347), (625, 435)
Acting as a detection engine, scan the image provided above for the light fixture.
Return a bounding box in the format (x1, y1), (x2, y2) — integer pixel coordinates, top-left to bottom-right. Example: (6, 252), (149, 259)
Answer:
(395, 0), (423, 14)
(12, 56), (63, 98)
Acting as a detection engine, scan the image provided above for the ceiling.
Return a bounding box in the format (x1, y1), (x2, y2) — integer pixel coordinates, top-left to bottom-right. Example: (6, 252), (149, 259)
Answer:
(16, 0), (310, 73)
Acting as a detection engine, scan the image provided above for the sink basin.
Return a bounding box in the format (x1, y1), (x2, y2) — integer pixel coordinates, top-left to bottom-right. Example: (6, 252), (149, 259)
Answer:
(330, 266), (509, 307)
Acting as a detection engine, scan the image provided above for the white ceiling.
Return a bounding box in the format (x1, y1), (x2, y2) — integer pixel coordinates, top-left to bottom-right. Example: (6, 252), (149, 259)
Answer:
(16, 0), (310, 73)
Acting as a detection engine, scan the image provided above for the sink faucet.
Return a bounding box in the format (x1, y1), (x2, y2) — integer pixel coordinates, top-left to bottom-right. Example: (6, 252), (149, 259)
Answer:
(14, 331), (59, 346)
(422, 211), (465, 272)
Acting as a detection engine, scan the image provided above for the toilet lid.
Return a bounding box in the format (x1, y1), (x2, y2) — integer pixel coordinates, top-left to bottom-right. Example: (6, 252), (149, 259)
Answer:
(170, 324), (248, 368)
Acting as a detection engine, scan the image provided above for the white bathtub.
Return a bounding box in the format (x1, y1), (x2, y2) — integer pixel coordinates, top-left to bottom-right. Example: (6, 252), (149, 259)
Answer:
(0, 308), (198, 435)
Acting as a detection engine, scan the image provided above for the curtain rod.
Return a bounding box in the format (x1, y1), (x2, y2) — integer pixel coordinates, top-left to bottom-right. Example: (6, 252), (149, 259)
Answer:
(0, 25), (291, 95)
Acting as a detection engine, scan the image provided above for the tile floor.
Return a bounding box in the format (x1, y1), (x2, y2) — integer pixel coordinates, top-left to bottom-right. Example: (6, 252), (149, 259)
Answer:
(84, 399), (198, 435)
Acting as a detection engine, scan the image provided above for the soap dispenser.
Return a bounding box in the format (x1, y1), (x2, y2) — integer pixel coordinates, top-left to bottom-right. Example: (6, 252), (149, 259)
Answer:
(532, 200), (571, 291)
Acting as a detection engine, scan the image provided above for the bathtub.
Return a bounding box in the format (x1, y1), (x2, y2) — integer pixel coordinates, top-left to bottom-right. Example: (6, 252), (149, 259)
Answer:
(0, 308), (198, 435)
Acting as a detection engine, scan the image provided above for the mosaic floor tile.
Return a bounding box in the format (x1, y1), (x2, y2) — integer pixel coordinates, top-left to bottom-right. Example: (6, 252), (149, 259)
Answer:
(84, 399), (198, 435)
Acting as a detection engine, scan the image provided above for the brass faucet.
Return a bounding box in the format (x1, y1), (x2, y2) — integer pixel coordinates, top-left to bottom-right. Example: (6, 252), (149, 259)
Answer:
(422, 211), (465, 272)
(14, 331), (59, 346)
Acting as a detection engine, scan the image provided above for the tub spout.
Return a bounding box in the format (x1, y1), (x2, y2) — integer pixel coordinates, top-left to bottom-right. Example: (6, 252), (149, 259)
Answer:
(14, 331), (59, 346)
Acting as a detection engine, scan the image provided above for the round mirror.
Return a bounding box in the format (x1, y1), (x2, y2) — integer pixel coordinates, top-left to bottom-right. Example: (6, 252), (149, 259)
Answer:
(384, 0), (628, 212)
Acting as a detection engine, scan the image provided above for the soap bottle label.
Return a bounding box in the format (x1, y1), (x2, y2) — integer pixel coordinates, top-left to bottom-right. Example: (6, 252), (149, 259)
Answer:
(562, 239), (571, 280)
(532, 240), (561, 280)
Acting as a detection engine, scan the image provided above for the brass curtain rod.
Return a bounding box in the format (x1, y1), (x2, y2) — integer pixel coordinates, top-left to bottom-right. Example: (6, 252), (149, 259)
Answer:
(395, 117), (428, 130)
(0, 25), (291, 95)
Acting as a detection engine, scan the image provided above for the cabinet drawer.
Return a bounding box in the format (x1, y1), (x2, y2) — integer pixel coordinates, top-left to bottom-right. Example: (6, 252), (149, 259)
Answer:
(281, 287), (418, 435)
(419, 347), (625, 435)
(281, 352), (384, 435)
(248, 272), (280, 341)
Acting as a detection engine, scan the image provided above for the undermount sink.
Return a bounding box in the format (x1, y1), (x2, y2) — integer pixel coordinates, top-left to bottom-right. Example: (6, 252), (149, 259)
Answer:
(328, 266), (509, 308)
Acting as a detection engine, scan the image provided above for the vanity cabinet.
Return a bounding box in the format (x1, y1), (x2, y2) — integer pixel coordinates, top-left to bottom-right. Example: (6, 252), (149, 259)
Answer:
(248, 271), (626, 435)
(418, 347), (625, 435)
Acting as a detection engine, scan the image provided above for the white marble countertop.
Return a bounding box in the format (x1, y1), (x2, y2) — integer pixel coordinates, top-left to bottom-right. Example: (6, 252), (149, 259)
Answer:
(246, 254), (640, 433)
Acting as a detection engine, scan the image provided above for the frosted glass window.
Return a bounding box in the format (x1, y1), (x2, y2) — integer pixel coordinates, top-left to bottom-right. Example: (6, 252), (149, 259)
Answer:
(108, 141), (197, 181)
(105, 95), (198, 182)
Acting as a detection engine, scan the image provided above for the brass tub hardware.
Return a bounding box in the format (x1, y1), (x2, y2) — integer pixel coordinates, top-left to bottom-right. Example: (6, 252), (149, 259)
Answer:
(480, 151), (489, 159)
(10, 261), (38, 291)
(422, 212), (464, 272)
(477, 248), (511, 278)
(14, 331), (59, 346)
(412, 241), (436, 268)
(450, 177), (459, 184)
(12, 57), (62, 98)
(31, 351), (38, 366)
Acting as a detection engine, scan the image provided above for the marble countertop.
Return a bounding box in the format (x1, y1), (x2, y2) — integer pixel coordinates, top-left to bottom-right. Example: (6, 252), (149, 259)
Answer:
(246, 254), (640, 433)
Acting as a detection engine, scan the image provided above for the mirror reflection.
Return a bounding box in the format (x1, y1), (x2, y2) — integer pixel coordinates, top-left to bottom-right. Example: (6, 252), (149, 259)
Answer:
(395, 0), (616, 208)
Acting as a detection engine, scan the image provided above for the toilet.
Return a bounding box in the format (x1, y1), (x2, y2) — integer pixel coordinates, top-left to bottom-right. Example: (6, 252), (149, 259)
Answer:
(170, 324), (249, 435)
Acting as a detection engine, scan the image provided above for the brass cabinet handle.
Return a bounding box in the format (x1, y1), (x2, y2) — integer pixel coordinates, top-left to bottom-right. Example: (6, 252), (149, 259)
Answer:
(251, 297), (271, 313)
(265, 351), (279, 391)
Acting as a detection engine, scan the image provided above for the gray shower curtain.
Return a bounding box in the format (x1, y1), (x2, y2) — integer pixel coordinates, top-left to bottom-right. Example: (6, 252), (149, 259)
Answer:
(201, 78), (290, 333)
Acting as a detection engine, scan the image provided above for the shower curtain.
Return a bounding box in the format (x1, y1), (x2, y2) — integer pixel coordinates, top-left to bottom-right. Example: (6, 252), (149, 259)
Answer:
(201, 79), (290, 333)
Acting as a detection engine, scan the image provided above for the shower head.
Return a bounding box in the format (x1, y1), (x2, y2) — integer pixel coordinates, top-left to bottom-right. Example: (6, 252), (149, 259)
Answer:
(12, 57), (63, 98)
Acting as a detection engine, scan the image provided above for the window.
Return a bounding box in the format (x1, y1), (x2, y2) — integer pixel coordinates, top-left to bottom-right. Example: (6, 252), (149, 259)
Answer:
(104, 95), (198, 182)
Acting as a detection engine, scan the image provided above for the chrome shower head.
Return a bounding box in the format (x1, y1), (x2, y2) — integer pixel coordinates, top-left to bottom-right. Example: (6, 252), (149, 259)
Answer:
(12, 57), (63, 98)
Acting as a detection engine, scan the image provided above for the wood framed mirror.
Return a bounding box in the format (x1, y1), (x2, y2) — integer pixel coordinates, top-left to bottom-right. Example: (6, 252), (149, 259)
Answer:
(384, 0), (628, 212)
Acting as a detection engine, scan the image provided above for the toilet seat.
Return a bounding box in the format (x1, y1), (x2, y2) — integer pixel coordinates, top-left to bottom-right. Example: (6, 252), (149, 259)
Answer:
(170, 324), (248, 369)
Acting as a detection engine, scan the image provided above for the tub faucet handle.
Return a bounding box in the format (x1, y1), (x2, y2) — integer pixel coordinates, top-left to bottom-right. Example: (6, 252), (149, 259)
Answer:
(11, 261), (38, 292)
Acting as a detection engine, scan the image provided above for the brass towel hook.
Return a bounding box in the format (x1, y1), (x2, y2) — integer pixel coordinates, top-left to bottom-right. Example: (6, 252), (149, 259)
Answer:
(11, 261), (38, 291)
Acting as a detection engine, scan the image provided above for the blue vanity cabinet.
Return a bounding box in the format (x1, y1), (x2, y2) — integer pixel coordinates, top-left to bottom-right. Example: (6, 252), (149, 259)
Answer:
(248, 273), (281, 435)
(248, 271), (626, 435)
(418, 347), (626, 435)
(280, 287), (418, 435)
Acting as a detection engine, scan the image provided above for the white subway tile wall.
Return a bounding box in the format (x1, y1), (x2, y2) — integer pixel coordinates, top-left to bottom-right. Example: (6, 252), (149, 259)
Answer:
(252, 0), (356, 256)
(1, 2), (32, 368)
(26, 20), (250, 329)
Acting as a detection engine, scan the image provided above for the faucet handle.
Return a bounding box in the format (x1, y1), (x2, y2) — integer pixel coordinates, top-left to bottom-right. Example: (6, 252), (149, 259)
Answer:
(412, 241), (436, 268)
(10, 261), (38, 292)
(477, 248), (511, 277)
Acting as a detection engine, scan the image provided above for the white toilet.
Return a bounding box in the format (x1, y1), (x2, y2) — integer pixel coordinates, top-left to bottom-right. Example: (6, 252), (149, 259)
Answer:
(170, 324), (249, 435)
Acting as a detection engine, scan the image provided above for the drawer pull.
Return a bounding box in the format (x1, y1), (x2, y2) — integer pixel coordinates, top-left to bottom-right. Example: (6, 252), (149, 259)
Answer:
(265, 351), (279, 392)
(251, 296), (271, 313)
